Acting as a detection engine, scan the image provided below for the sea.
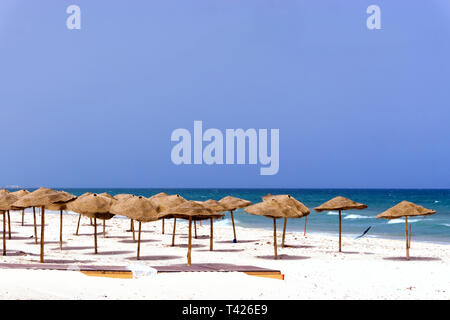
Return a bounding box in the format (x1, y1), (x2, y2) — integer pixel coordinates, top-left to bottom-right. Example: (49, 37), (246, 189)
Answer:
(11, 188), (450, 244)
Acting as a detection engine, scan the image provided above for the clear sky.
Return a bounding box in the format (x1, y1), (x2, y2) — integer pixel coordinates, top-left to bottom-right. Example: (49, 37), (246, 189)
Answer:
(1, 0), (449, 188)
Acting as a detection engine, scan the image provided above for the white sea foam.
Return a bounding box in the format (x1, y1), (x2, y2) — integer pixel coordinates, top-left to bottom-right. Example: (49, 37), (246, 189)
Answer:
(327, 211), (339, 216)
(387, 218), (420, 224)
(344, 214), (372, 220)
(441, 223), (450, 227)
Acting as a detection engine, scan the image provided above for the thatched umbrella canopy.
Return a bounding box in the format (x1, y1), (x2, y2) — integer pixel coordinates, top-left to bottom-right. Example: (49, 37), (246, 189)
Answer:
(245, 199), (302, 259)
(113, 193), (138, 236)
(112, 195), (162, 222)
(98, 192), (115, 199)
(11, 189), (30, 226)
(190, 199), (226, 240)
(12, 187), (76, 263)
(114, 193), (134, 201)
(39, 191), (77, 249)
(149, 193), (181, 235)
(10, 189), (29, 198)
(314, 196), (368, 253)
(67, 193), (115, 219)
(149, 192), (169, 199)
(97, 193), (115, 235)
(163, 201), (224, 266)
(150, 194), (187, 245)
(72, 192), (95, 234)
(194, 200), (226, 251)
(0, 193), (20, 256)
(262, 194), (310, 247)
(0, 191), (25, 240)
(111, 195), (166, 259)
(67, 193), (116, 254)
(377, 201), (436, 260)
(218, 196), (252, 243)
(0, 194), (20, 211)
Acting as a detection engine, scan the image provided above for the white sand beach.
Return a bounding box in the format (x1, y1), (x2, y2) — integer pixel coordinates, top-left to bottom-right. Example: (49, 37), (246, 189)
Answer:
(0, 210), (449, 300)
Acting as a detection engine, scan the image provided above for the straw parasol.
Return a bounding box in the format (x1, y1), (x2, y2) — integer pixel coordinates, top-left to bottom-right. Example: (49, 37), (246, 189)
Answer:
(314, 196), (368, 252)
(13, 187), (76, 262)
(10, 190), (30, 226)
(112, 193), (137, 237)
(194, 200), (226, 251)
(162, 201), (224, 266)
(150, 194), (187, 246)
(149, 192), (170, 234)
(73, 192), (93, 235)
(218, 196), (252, 243)
(245, 199), (302, 259)
(114, 193), (134, 201)
(43, 191), (77, 249)
(67, 193), (116, 254)
(10, 189), (35, 241)
(111, 195), (165, 259)
(1, 190), (28, 240)
(98, 193), (115, 236)
(262, 194), (310, 247)
(0, 193), (20, 256)
(376, 201), (436, 260)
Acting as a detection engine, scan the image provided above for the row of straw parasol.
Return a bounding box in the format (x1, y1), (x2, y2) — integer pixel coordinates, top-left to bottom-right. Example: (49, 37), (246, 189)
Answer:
(0, 188), (436, 263)
(244, 195), (436, 260)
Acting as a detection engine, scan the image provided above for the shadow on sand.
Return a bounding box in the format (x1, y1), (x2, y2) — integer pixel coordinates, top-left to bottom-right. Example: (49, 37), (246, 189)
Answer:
(35, 259), (94, 264)
(126, 255), (181, 261)
(84, 250), (135, 256)
(281, 244), (315, 249)
(215, 239), (258, 244)
(383, 256), (441, 262)
(256, 254), (310, 260)
(119, 239), (159, 244)
(51, 246), (92, 251)
(199, 249), (245, 253)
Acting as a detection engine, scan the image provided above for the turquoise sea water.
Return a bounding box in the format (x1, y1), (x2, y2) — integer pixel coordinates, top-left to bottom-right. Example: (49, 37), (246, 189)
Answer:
(13, 188), (450, 244)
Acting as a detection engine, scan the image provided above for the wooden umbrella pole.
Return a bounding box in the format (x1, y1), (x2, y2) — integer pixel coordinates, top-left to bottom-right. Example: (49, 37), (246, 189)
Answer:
(187, 217), (192, 266)
(2, 212), (6, 256)
(22, 209), (24, 226)
(171, 218), (177, 246)
(103, 219), (106, 237)
(282, 217), (287, 247)
(409, 224), (412, 249)
(40, 206), (45, 263)
(162, 218), (165, 234)
(230, 210), (237, 242)
(75, 214), (81, 236)
(59, 209), (63, 250)
(405, 216), (409, 260)
(194, 220), (197, 239)
(304, 216), (307, 236)
(137, 221), (142, 260)
(210, 217), (213, 251)
(131, 219), (135, 241)
(94, 218), (98, 254)
(90, 218), (93, 226)
(338, 210), (342, 253)
(33, 207), (38, 244)
(273, 218), (278, 260)
(7, 210), (11, 240)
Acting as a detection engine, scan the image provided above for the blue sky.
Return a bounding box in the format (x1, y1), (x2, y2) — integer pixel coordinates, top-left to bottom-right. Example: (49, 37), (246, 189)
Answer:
(0, 0), (449, 188)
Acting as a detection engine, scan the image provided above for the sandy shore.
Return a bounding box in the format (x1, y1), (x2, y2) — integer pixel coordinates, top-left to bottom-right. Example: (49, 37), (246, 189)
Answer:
(0, 209), (449, 299)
